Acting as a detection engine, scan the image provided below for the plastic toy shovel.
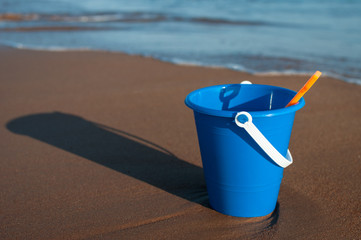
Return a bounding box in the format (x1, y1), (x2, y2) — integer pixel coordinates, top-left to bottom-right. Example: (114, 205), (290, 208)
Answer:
(286, 71), (322, 107)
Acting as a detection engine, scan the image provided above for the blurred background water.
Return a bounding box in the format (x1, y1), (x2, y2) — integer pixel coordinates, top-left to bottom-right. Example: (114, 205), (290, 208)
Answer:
(1, 0), (361, 84)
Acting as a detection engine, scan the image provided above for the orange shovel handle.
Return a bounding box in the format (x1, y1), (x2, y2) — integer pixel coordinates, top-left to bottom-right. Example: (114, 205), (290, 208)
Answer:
(286, 71), (322, 107)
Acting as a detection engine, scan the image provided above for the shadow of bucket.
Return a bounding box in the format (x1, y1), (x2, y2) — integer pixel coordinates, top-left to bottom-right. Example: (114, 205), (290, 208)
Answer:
(185, 84), (305, 217)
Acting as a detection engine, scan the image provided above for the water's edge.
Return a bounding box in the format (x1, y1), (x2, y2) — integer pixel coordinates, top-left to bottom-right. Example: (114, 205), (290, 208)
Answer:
(2, 42), (359, 85)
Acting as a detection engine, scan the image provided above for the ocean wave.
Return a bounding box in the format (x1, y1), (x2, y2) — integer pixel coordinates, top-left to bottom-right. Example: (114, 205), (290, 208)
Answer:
(1, 26), (113, 32)
(0, 13), (39, 21)
(0, 12), (268, 26)
(178, 17), (266, 26)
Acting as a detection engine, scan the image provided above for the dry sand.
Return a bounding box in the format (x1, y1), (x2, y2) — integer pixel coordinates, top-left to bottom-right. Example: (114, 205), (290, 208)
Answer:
(1, 47), (360, 239)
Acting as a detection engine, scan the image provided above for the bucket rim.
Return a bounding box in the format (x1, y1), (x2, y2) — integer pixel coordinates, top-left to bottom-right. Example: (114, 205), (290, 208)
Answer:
(185, 84), (305, 118)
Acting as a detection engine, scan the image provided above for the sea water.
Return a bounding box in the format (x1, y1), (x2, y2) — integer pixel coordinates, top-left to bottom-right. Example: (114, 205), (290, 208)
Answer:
(1, 0), (360, 84)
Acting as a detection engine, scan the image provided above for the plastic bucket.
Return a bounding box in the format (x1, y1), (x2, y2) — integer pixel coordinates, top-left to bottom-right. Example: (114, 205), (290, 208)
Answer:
(185, 83), (305, 217)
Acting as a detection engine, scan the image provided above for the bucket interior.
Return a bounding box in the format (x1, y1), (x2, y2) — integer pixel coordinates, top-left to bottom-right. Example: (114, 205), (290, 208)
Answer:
(187, 84), (296, 113)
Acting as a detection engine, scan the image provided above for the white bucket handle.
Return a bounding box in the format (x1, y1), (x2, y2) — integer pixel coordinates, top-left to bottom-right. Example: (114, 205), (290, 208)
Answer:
(235, 111), (293, 168)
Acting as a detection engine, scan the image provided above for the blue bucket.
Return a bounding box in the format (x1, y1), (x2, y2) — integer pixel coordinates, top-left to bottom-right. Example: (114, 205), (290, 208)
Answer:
(185, 83), (305, 217)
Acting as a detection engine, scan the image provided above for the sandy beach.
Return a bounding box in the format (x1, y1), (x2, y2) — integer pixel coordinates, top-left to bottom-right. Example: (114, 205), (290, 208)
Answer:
(1, 47), (360, 239)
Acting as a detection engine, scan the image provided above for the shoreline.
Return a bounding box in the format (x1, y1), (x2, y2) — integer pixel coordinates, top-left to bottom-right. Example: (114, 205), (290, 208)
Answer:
(0, 44), (358, 85)
(1, 47), (360, 239)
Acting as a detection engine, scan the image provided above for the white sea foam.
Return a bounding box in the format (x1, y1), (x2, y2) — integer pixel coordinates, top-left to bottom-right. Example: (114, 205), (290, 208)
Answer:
(0, 40), (91, 52)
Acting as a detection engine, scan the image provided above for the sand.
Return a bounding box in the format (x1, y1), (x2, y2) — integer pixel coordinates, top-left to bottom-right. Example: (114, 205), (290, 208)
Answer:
(0, 47), (360, 239)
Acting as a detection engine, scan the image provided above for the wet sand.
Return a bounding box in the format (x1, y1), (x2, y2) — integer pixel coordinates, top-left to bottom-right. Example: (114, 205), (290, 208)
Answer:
(0, 47), (360, 239)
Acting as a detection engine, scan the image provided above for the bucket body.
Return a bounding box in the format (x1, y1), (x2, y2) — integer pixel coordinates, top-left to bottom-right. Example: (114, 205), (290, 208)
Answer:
(185, 84), (305, 217)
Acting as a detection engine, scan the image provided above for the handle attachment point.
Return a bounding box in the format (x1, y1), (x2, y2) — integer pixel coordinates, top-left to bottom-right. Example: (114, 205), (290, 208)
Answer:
(235, 111), (252, 127)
